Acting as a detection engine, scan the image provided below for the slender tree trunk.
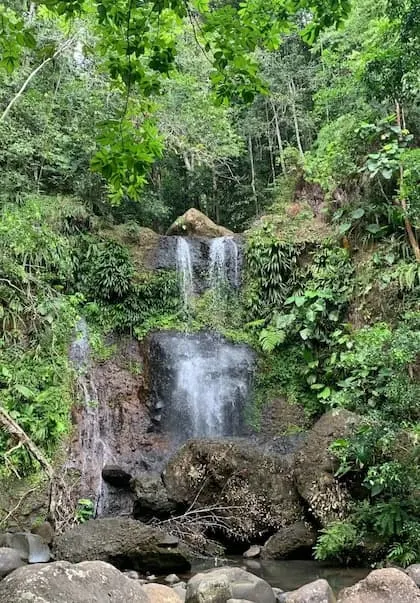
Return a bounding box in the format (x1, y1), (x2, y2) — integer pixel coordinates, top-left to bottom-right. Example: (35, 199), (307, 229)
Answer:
(320, 39), (329, 124)
(212, 169), (220, 223)
(288, 79), (304, 158)
(270, 99), (286, 176)
(395, 101), (420, 261)
(1, 39), (73, 123)
(248, 135), (258, 214)
(265, 101), (276, 185)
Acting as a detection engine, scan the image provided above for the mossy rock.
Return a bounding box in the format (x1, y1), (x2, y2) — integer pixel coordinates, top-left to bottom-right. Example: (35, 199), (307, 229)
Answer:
(0, 474), (50, 532)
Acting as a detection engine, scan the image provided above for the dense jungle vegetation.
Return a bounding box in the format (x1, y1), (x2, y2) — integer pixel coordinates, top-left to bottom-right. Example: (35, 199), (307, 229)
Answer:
(0, 0), (419, 567)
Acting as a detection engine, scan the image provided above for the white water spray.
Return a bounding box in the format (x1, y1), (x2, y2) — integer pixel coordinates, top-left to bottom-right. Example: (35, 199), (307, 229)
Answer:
(176, 236), (194, 310)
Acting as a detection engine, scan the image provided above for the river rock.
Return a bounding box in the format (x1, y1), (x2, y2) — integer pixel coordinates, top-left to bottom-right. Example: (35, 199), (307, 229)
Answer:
(406, 563), (420, 587)
(0, 547), (26, 579)
(102, 465), (133, 488)
(281, 579), (336, 602)
(186, 570), (232, 602)
(294, 410), (360, 526)
(173, 583), (187, 601)
(53, 518), (191, 573)
(272, 588), (284, 602)
(167, 208), (233, 238)
(132, 473), (177, 520)
(165, 573), (181, 585)
(164, 440), (302, 541)
(243, 545), (261, 559)
(0, 560), (149, 602)
(186, 567), (275, 603)
(337, 568), (420, 602)
(143, 582), (183, 602)
(261, 521), (317, 560)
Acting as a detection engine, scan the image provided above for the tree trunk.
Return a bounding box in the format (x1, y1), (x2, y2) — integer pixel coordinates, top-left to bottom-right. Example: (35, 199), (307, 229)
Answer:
(395, 101), (420, 261)
(265, 101), (276, 185)
(1, 39), (74, 123)
(270, 99), (286, 176)
(288, 79), (304, 158)
(248, 135), (258, 214)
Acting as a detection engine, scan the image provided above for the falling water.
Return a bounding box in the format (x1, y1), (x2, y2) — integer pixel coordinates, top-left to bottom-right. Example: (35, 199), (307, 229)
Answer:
(149, 331), (254, 440)
(176, 236), (194, 310)
(209, 236), (240, 292)
(67, 319), (113, 515)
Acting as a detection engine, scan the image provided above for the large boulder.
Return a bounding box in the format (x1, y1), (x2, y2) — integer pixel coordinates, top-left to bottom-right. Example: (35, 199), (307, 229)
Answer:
(167, 208), (233, 238)
(164, 440), (303, 542)
(261, 521), (317, 560)
(0, 560), (149, 602)
(53, 518), (191, 573)
(0, 547), (26, 579)
(280, 579), (336, 602)
(294, 410), (360, 526)
(132, 473), (178, 520)
(186, 567), (275, 603)
(337, 568), (420, 602)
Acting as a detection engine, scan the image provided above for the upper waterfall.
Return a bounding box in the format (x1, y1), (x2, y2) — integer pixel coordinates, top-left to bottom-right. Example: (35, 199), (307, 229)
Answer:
(176, 236), (194, 310)
(174, 235), (241, 310)
(209, 236), (240, 291)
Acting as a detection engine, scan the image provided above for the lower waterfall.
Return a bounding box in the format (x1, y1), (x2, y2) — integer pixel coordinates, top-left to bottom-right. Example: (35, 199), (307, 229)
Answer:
(149, 331), (255, 441)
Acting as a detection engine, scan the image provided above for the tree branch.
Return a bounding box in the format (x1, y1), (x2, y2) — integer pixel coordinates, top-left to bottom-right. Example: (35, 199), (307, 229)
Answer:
(0, 38), (74, 123)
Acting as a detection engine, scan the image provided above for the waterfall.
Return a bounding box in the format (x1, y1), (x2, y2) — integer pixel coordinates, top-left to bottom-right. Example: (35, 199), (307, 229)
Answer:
(209, 236), (240, 291)
(150, 331), (254, 441)
(67, 319), (113, 515)
(176, 236), (194, 309)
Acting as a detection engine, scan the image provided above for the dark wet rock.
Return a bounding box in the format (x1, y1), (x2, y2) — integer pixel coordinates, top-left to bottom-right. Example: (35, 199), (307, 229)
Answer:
(337, 568), (420, 602)
(262, 521), (317, 560)
(132, 472), (177, 520)
(186, 567), (275, 603)
(53, 518), (191, 573)
(102, 465), (133, 488)
(0, 547), (26, 579)
(406, 564), (420, 587)
(0, 560), (149, 602)
(164, 439), (302, 542)
(167, 208), (233, 238)
(243, 545), (261, 559)
(67, 335), (173, 513)
(282, 579), (336, 602)
(294, 410), (360, 526)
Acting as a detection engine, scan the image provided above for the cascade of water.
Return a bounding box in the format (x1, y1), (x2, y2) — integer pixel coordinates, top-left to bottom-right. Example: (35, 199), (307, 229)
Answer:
(209, 236), (240, 292)
(150, 331), (254, 440)
(176, 236), (194, 309)
(67, 319), (113, 515)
